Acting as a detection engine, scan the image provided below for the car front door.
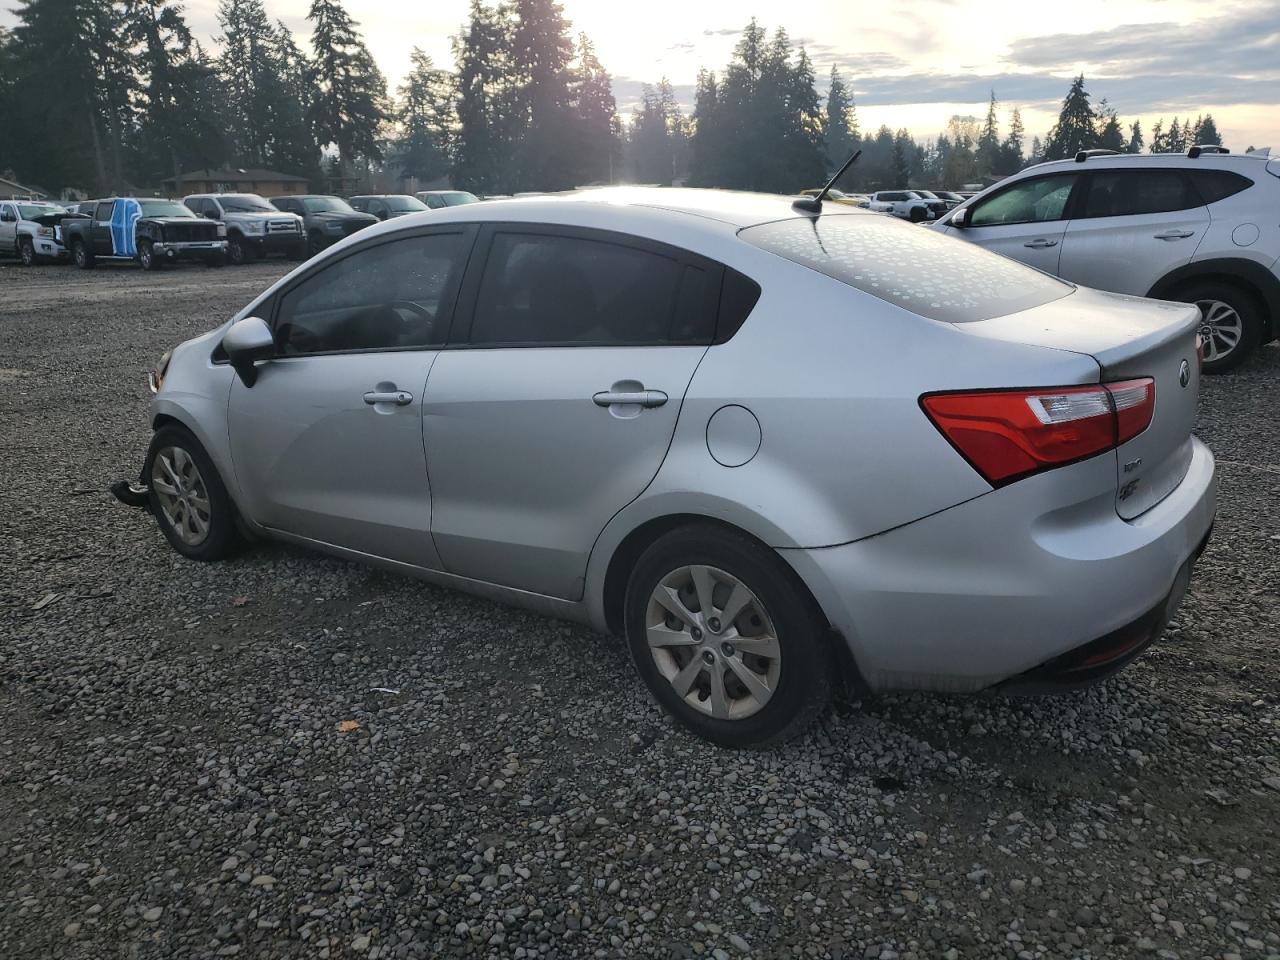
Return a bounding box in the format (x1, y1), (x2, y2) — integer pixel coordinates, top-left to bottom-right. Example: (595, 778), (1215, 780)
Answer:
(1056, 168), (1209, 296)
(422, 225), (721, 600)
(226, 226), (476, 567)
(947, 172), (1079, 274)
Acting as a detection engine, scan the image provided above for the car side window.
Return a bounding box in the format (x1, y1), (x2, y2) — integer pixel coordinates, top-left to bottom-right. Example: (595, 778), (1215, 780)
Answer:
(274, 232), (470, 355)
(969, 174), (1076, 227)
(0, 204), (14, 222)
(349, 198), (366, 212)
(95, 201), (116, 221)
(1187, 169), (1253, 205)
(468, 232), (714, 348)
(424, 195), (445, 209)
(1079, 170), (1200, 218)
(370, 199), (386, 218)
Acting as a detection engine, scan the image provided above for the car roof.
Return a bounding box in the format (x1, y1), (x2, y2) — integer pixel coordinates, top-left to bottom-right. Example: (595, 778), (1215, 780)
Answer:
(1018, 153), (1268, 176)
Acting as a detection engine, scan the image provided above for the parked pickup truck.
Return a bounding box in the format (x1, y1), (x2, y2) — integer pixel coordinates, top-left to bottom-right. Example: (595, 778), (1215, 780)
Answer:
(63, 198), (227, 270)
(867, 190), (950, 222)
(182, 194), (305, 265)
(0, 199), (81, 265)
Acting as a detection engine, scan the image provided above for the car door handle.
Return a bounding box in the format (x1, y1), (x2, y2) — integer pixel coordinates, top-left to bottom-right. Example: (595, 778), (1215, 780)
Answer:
(592, 389), (668, 408)
(1154, 230), (1195, 240)
(1023, 238), (1059, 249)
(363, 390), (413, 406)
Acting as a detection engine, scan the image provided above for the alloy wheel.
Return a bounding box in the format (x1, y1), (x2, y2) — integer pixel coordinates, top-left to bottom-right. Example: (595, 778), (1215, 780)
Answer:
(151, 446), (212, 546)
(644, 564), (781, 720)
(20, 241), (34, 266)
(1196, 299), (1243, 364)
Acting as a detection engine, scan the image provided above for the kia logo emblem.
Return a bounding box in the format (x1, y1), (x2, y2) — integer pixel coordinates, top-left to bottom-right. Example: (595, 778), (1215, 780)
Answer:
(1179, 360), (1191, 388)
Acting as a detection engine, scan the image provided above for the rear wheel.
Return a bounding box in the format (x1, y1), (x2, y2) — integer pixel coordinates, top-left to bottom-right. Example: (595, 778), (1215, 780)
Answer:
(72, 239), (93, 269)
(145, 425), (241, 561)
(227, 234), (247, 265)
(624, 525), (834, 747)
(1178, 281), (1262, 373)
(18, 237), (36, 266)
(908, 205), (928, 223)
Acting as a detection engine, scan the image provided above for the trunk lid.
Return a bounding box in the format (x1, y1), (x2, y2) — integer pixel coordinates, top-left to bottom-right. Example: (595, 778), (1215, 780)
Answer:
(957, 286), (1202, 518)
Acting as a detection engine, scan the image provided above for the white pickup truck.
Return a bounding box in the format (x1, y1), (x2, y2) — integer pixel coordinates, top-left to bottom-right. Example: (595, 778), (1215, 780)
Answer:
(867, 190), (949, 222)
(0, 199), (77, 265)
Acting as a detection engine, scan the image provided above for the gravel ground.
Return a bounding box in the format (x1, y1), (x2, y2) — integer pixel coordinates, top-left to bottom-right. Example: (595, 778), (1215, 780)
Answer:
(1, 260), (1278, 960)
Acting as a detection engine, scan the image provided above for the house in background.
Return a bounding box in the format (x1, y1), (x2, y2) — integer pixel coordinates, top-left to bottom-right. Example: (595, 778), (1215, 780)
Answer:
(0, 174), (48, 200)
(161, 168), (309, 198)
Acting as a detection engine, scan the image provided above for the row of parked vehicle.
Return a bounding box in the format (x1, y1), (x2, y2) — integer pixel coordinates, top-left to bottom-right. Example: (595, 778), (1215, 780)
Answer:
(0, 189), (480, 270)
(798, 188), (972, 221)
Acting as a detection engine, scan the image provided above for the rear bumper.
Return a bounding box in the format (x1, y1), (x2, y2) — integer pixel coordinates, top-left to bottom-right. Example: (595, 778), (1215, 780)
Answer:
(154, 240), (227, 261)
(784, 437), (1217, 693)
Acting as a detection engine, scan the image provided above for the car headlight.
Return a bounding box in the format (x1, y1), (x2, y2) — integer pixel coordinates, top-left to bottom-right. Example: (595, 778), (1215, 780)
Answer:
(243, 221), (265, 235)
(149, 349), (173, 394)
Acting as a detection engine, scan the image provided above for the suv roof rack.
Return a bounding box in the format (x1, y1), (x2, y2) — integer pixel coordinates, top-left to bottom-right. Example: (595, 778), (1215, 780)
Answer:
(1187, 144), (1230, 158)
(1074, 149), (1121, 163)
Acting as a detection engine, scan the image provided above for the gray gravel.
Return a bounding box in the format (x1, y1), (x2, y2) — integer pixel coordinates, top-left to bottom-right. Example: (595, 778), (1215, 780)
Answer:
(1, 260), (1278, 960)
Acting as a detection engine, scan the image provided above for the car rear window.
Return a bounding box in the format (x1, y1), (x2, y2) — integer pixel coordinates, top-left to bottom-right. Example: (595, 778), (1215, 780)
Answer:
(1188, 169), (1253, 204)
(740, 214), (1072, 323)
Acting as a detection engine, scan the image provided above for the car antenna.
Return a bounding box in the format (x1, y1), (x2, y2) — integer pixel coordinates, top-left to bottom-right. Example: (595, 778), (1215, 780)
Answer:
(793, 149), (862, 213)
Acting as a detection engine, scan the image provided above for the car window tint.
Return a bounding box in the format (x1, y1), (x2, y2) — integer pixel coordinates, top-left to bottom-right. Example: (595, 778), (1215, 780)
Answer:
(274, 232), (469, 355)
(1188, 169), (1253, 204)
(969, 174), (1075, 226)
(741, 213), (1072, 323)
(1080, 170), (1200, 218)
(469, 232), (704, 346)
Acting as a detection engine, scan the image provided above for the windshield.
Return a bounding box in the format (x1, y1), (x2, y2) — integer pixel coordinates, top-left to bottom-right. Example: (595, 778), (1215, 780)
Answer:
(740, 214), (1072, 323)
(139, 200), (196, 218)
(302, 197), (356, 214)
(17, 203), (64, 218)
(441, 192), (480, 206)
(219, 195), (276, 213)
(384, 196), (428, 212)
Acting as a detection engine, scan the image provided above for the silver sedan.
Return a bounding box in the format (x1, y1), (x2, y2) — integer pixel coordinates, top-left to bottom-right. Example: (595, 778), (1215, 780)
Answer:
(133, 188), (1216, 747)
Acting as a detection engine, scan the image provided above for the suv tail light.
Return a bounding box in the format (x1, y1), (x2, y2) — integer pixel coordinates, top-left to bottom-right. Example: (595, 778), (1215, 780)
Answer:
(921, 379), (1155, 487)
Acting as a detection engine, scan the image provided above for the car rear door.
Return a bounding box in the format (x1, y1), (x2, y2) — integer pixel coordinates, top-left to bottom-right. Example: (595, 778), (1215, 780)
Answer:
(92, 201), (116, 255)
(946, 172), (1080, 274)
(1056, 168), (1209, 296)
(421, 224), (721, 600)
(226, 225), (476, 567)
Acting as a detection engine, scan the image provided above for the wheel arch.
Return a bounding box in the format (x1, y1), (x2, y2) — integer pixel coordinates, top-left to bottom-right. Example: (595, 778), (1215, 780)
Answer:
(1147, 257), (1280, 340)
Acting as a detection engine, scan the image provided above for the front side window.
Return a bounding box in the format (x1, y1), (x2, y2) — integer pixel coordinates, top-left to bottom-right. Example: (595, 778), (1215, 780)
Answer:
(468, 232), (712, 347)
(969, 174), (1077, 226)
(274, 232), (470, 355)
(1079, 170), (1200, 218)
(741, 213), (1072, 323)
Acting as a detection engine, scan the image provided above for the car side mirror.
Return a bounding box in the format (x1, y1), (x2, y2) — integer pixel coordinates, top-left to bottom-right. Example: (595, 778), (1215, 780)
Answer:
(950, 207), (970, 228)
(221, 316), (275, 387)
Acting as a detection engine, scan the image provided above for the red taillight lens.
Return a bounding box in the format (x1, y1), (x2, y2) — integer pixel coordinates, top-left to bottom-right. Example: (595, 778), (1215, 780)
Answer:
(921, 379), (1154, 487)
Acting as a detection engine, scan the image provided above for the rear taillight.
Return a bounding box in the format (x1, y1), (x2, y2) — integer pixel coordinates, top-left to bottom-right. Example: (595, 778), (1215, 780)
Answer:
(921, 379), (1155, 487)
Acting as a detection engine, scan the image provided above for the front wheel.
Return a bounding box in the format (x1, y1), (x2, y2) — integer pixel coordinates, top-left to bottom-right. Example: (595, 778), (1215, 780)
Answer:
(19, 237), (36, 266)
(624, 525), (834, 747)
(72, 239), (93, 269)
(1180, 281), (1263, 374)
(145, 425), (241, 561)
(908, 205), (928, 223)
(227, 234), (247, 265)
(138, 239), (161, 271)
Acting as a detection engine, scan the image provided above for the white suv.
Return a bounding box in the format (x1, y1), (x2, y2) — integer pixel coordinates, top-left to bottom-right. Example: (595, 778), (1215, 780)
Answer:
(934, 147), (1280, 372)
(868, 190), (949, 222)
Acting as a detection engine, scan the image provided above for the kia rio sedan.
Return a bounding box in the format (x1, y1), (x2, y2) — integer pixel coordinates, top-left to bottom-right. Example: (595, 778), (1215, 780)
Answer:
(136, 188), (1216, 747)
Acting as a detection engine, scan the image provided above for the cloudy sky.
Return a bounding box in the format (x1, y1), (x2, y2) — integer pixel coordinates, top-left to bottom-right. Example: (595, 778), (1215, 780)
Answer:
(8, 0), (1277, 149)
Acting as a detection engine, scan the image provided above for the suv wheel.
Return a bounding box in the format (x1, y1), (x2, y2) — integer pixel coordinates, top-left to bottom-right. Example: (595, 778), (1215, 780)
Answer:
(72, 239), (93, 269)
(18, 237), (35, 266)
(1179, 281), (1262, 374)
(623, 525), (834, 747)
(145, 425), (241, 561)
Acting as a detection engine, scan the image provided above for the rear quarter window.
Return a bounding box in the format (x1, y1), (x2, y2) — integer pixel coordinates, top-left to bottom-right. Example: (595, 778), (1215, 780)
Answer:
(740, 214), (1072, 323)
(1188, 169), (1253, 204)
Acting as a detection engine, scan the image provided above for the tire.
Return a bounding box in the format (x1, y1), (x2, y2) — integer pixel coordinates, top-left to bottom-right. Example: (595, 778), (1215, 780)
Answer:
(1177, 281), (1263, 374)
(288, 242), (307, 261)
(307, 231), (325, 257)
(18, 237), (36, 266)
(227, 234), (247, 265)
(908, 205), (927, 223)
(72, 239), (93, 269)
(144, 425), (241, 561)
(623, 524), (834, 748)
(138, 239), (161, 271)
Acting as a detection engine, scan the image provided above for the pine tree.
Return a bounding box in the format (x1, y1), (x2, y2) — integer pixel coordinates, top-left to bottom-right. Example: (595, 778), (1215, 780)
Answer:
(307, 0), (387, 174)
(1043, 75), (1096, 160)
(1094, 99), (1124, 152)
(217, 0), (278, 166)
(1193, 114), (1222, 146)
(510, 0), (576, 190)
(267, 22), (320, 177)
(689, 68), (722, 187)
(1028, 135), (1043, 166)
(999, 107), (1024, 173)
(976, 90), (1000, 173)
(1166, 117), (1185, 153)
(630, 81), (674, 183)
(123, 0), (194, 182)
(823, 65), (857, 173)
(891, 129), (912, 186)
(568, 33), (618, 185)
(453, 0), (517, 192)
(1148, 119), (1166, 153)
(1126, 119), (1144, 154)
(785, 46), (826, 189)
(395, 47), (456, 185)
